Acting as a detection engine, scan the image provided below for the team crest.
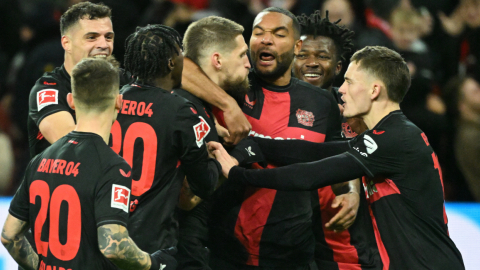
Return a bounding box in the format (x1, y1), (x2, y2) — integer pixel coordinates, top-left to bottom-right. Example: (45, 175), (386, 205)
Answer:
(37, 89), (58, 111)
(296, 109), (315, 127)
(111, 184), (130, 213)
(193, 116), (211, 148)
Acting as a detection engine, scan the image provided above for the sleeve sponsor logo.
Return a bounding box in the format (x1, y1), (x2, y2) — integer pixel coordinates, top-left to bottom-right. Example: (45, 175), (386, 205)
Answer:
(119, 168), (131, 177)
(296, 109), (315, 127)
(37, 89), (59, 111)
(363, 134), (378, 154)
(111, 184), (130, 213)
(193, 116), (211, 148)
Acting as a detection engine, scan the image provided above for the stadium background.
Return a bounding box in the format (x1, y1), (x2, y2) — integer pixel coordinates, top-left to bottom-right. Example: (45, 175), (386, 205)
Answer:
(0, 0), (479, 269)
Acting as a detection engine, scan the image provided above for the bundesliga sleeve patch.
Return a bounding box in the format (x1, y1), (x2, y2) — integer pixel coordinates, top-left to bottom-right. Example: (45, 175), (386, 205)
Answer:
(193, 116), (210, 148)
(111, 184), (130, 213)
(37, 89), (59, 111)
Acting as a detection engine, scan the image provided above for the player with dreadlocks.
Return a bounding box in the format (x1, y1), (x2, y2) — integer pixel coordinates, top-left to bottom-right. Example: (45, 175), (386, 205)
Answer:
(110, 24), (223, 257)
(294, 10), (354, 93)
(292, 10), (382, 270)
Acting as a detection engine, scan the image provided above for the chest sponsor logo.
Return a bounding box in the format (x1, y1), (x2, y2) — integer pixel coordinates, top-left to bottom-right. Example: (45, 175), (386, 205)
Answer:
(37, 89), (58, 111)
(193, 116), (210, 147)
(111, 184), (130, 213)
(362, 176), (401, 203)
(244, 94), (256, 109)
(296, 109), (315, 127)
(248, 130), (304, 140)
(364, 134), (378, 154)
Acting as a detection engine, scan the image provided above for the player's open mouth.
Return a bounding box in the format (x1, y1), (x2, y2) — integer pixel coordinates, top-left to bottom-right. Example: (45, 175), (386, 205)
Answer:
(259, 52), (275, 66)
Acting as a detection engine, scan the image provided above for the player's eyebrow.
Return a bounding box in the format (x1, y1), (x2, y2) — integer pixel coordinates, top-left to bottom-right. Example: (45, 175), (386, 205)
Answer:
(84, 31), (115, 36)
(253, 25), (289, 33)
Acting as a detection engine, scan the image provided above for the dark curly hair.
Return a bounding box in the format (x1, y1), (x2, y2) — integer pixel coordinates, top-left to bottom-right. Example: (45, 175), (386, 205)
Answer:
(60, 2), (111, 35)
(297, 10), (355, 62)
(124, 24), (182, 82)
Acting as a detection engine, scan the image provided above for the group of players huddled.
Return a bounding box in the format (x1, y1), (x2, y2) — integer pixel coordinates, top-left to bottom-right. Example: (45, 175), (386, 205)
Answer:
(1, 1), (465, 270)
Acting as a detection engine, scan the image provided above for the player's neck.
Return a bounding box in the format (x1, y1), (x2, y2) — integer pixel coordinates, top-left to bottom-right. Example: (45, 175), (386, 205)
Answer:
(74, 110), (116, 144)
(151, 76), (175, 91)
(260, 69), (292, 86)
(363, 101), (400, 129)
(64, 55), (74, 77)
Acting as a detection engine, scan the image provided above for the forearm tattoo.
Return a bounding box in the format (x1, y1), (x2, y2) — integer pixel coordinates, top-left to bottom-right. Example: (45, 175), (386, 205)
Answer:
(2, 220), (39, 270)
(98, 224), (149, 270)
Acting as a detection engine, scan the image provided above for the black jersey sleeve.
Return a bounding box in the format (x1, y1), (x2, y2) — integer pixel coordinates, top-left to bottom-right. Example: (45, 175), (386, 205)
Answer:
(29, 77), (71, 126)
(252, 137), (351, 165)
(229, 153), (365, 191)
(8, 175), (30, 222)
(174, 103), (220, 199)
(346, 130), (404, 178)
(94, 163), (133, 228)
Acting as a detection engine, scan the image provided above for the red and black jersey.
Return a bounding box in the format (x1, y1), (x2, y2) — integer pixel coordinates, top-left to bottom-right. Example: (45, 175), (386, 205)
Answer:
(9, 131), (132, 270)
(231, 110), (465, 270)
(312, 87), (382, 270)
(28, 65), (133, 158)
(110, 83), (221, 253)
(210, 72), (342, 267)
(346, 111), (464, 270)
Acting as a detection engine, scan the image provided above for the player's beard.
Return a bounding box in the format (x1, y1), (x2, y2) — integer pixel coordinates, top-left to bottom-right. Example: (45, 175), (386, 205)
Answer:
(222, 74), (250, 103)
(251, 47), (295, 81)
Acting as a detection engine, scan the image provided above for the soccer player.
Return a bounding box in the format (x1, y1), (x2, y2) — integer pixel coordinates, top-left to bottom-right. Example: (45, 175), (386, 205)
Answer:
(294, 11), (381, 269)
(182, 7), (353, 270)
(28, 1), (132, 158)
(210, 46), (466, 270)
(110, 24), (222, 254)
(2, 58), (176, 270)
(174, 16), (252, 270)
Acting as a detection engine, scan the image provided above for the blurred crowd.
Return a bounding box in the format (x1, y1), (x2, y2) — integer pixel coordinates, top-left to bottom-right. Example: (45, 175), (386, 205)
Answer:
(0, 0), (479, 201)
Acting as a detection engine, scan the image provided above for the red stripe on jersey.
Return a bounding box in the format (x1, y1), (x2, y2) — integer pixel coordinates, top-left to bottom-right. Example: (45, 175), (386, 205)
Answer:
(37, 131), (44, 140)
(317, 186), (362, 269)
(234, 184), (277, 266)
(233, 89), (325, 265)
(368, 204), (390, 270)
(363, 177), (400, 203)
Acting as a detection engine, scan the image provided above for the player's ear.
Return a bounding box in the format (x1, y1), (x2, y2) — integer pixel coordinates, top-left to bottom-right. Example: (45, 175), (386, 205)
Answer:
(335, 61), (342, 76)
(371, 82), (382, 100)
(62, 35), (71, 52)
(294, 39), (303, 55)
(168, 58), (175, 71)
(115, 94), (123, 110)
(67, 93), (75, 110)
(210, 52), (222, 70)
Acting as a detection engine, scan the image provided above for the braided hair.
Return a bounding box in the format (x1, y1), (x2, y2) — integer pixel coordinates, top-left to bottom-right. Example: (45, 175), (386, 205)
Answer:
(297, 10), (354, 62)
(124, 24), (182, 82)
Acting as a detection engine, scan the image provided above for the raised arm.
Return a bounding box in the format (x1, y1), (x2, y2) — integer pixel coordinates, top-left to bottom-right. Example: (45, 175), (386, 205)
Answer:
(182, 57), (251, 145)
(1, 214), (38, 270)
(230, 153), (364, 190)
(209, 140), (364, 191)
(251, 137), (351, 165)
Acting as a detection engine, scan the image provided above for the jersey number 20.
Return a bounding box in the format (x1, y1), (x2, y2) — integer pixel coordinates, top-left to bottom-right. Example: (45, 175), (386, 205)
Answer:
(30, 180), (81, 261)
(110, 120), (157, 196)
